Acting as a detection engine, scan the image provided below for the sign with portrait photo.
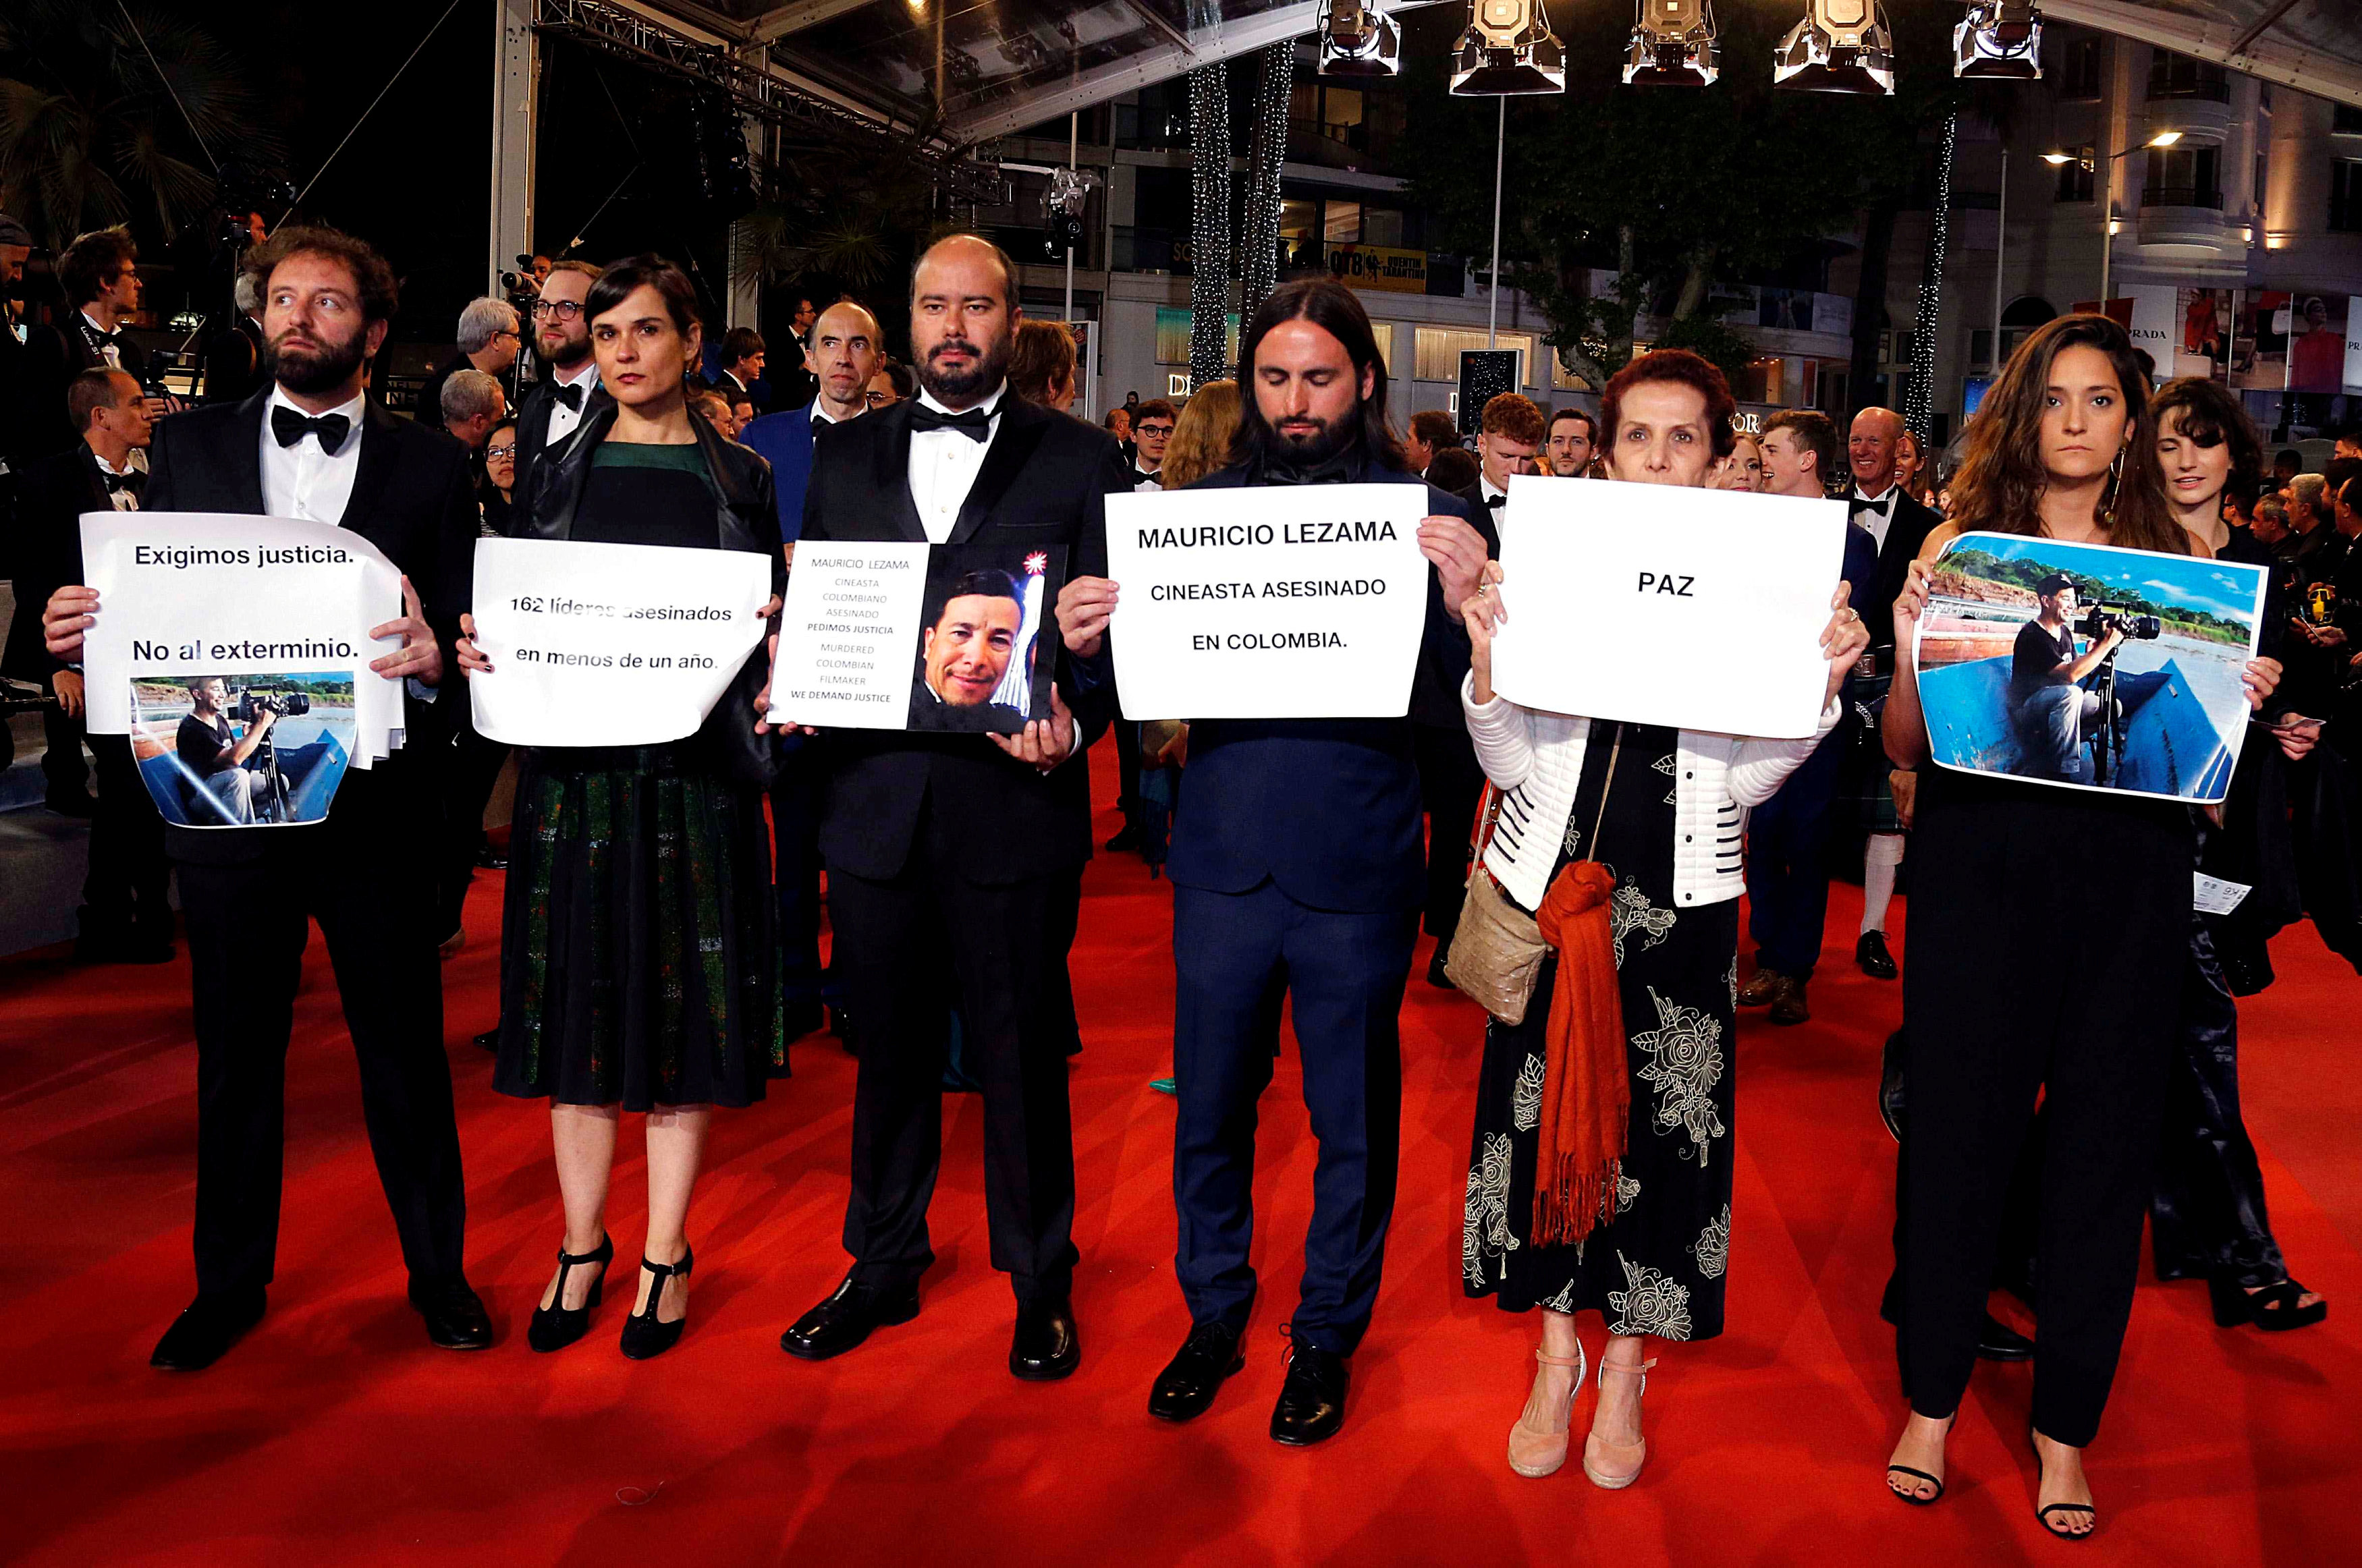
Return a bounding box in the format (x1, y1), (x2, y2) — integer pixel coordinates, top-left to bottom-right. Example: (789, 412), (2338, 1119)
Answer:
(1911, 532), (2266, 804)
(767, 540), (1065, 734)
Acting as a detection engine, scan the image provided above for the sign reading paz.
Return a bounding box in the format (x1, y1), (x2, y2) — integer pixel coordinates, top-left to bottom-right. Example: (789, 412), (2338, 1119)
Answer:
(468, 537), (773, 748)
(1103, 484), (1431, 720)
(1486, 476), (1846, 739)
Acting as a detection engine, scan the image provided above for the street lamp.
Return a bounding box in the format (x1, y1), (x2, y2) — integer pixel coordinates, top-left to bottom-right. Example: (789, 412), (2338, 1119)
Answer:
(2045, 130), (2180, 310)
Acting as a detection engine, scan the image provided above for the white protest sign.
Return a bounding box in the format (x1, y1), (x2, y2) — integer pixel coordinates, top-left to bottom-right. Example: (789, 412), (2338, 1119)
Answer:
(1103, 483), (1431, 720)
(1487, 476), (1846, 739)
(468, 537), (772, 747)
(78, 511), (404, 762)
(767, 542), (931, 729)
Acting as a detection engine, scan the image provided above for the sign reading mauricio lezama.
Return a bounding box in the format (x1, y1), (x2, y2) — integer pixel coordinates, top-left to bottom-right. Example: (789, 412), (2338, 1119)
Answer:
(469, 537), (773, 747)
(1103, 484), (1431, 720)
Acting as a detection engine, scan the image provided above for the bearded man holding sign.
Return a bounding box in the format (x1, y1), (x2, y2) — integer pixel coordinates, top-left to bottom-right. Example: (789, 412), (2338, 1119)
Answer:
(1058, 277), (1490, 1444)
(43, 227), (486, 1369)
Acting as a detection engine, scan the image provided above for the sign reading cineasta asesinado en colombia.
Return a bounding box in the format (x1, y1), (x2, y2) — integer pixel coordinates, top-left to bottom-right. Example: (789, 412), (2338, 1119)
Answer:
(1103, 483), (1429, 720)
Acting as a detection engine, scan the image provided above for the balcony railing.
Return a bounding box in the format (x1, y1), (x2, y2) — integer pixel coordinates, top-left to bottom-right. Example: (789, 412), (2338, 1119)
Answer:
(2142, 186), (2224, 209)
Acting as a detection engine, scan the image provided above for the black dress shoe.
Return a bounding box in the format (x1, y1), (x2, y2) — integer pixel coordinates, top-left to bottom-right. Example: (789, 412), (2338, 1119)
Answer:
(1105, 822), (1141, 853)
(1010, 1298), (1080, 1380)
(1425, 949), (1454, 989)
(410, 1277), (493, 1350)
(1148, 1321), (1245, 1422)
(1857, 930), (1899, 980)
(620, 1247), (692, 1361)
(474, 846), (509, 870)
(1879, 1029), (1906, 1143)
(527, 1233), (613, 1353)
(150, 1289), (266, 1370)
(781, 1276), (919, 1361)
(472, 1028), (500, 1053)
(1977, 1310), (2035, 1362)
(1270, 1340), (1350, 1446)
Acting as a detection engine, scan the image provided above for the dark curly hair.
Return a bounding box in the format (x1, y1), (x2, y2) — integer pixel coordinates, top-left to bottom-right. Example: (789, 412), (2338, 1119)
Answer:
(59, 227), (137, 309)
(243, 225), (401, 323)
(2151, 374), (2265, 505)
(1601, 349), (1737, 461)
(1948, 313), (2186, 555)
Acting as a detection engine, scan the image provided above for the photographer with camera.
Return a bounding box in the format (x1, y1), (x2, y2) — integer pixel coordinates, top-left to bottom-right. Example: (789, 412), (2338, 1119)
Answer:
(417, 298), (523, 433)
(2010, 573), (2124, 784)
(175, 676), (273, 825)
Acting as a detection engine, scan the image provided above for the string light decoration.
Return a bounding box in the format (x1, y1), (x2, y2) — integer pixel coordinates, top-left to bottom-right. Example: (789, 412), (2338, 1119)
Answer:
(1188, 61), (1233, 389)
(1904, 110), (1958, 445)
(1240, 43), (1292, 324)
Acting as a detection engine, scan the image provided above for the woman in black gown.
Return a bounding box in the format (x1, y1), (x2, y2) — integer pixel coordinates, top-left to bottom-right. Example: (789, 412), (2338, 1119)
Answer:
(1456, 349), (1866, 1488)
(458, 256), (787, 1360)
(1882, 316), (2282, 1536)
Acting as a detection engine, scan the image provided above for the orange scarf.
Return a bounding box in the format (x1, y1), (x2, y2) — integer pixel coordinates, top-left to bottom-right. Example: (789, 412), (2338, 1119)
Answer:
(1530, 860), (1628, 1248)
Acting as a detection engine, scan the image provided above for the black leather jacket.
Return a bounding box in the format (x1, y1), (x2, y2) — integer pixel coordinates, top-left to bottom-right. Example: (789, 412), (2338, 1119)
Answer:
(518, 403), (785, 789)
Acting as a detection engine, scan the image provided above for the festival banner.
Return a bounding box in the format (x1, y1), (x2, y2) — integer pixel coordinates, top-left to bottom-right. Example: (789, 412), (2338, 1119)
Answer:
(1101, 484), (1431, 721)
(768, 540), (1065, 733)
(468, 537), (773, 748)
(1486, 476), (1846, 739)
(2286, 292), (2351, 394)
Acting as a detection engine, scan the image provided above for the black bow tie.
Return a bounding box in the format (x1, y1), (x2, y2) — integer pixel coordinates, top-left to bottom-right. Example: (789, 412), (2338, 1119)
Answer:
(1483, 493), (1506, 510)
(1850, 493), (1892, 516)
(552, 381), (584, 412)
(271, 406), (352, 454)
(909, 403), (994, 443)
(100, 468), (144, 495)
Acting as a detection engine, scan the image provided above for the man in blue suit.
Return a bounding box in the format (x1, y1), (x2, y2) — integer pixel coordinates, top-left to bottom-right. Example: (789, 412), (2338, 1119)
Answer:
(1058, 278), (1489, 1445)
(739, 301), (883, 1037)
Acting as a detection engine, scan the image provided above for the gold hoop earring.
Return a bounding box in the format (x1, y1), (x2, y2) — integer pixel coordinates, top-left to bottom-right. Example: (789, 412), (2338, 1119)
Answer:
(2101, 447), (2125, 528)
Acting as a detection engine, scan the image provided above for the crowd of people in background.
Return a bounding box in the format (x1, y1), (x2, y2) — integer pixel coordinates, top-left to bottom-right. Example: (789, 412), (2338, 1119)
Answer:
(5, 205), (2358, 1544)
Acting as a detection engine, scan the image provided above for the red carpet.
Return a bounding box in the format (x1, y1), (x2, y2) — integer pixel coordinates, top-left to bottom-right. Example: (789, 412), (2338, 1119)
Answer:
(3, 764), (2357, 1565)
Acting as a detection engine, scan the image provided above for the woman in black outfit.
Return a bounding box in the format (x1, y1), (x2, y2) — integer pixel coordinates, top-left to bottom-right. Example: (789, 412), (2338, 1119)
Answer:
(1880, 316), (2282, 1537)
(458, 256), (788, 1360)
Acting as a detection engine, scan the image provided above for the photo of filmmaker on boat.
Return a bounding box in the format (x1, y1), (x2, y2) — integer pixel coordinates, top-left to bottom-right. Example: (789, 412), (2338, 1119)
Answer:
(1912, 532), (2268, 804)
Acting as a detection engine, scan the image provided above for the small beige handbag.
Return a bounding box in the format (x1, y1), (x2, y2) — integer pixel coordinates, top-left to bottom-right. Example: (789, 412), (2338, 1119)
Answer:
(1443, 785), (1548, 1025)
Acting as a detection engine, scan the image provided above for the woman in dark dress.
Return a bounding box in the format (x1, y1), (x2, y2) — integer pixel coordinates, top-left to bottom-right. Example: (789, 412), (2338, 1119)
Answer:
(1882, 316), (2282, 1536)
(458, 256), (787, 1360)
(1455, 349), (1866, 1488)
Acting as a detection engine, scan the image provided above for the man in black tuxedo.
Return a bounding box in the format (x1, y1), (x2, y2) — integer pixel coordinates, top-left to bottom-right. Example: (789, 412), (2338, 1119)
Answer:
(42, 226), (487, 1370)
(5, 370), (172, 957)
(1058, 278), (1489, 1445)
(511, 260), (607, 511)
(1845, 405), (1940, 983)
(773, 234), (1128, 1381)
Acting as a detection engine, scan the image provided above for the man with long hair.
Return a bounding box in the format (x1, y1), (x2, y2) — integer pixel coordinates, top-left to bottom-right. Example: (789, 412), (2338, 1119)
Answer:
(1058, 277), (1489, 1444)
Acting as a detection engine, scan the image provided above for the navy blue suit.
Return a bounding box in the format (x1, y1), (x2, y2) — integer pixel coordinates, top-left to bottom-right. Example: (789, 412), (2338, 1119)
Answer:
(1165, 453), (1477, 1354)
(1745, 519), (1882, 980)
(736, 403), (832, 1007)
(736, 404), (821, 541)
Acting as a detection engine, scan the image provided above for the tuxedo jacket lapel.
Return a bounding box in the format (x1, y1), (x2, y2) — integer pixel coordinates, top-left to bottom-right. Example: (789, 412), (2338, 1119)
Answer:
(337, 400), (401, 539)
(229, 389), (270, 513)
(948, 398), (1049, 545)
(875, 402), (926, 543)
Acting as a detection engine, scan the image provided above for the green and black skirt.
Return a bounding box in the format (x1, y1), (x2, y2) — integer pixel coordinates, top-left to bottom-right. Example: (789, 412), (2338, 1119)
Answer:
(492, 742), (788, 1111)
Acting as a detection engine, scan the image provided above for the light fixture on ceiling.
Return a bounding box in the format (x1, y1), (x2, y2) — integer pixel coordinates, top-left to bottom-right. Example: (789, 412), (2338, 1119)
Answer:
(1954, 2), (2042, 80)
(1452, 0), (1566, 94)
(1321, 0), (1404, 77)
(1773, 0), (1895, 96)
(1624, 0), (1718, 87)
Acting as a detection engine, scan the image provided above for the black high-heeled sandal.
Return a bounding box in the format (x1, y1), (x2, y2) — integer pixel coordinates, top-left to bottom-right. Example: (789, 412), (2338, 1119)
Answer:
(620, 1245), (692, 1361)
(527, 1233), (613, 1353)
(2030, 1426), (2096, 1542)
(1886, 1411), (1953, 1506)
(2208, 1273), (2328, 1332)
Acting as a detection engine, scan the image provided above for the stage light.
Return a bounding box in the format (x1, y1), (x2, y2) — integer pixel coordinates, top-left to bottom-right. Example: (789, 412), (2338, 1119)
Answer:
(1320, 0), (1404, 78)
(1624, 0), (1718, 87)
(1452, 0), (1567, 96)
(1773, 0), (1894, 96)
(1954, 3), (2042, 80)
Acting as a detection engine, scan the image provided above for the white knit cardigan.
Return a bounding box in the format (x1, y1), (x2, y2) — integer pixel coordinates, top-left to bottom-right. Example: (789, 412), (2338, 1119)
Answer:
(1460, 673), (1842, 913)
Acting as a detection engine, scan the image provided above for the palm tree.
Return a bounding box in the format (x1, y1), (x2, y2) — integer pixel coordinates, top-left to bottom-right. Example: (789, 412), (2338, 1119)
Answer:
(0, 0), (265, 251)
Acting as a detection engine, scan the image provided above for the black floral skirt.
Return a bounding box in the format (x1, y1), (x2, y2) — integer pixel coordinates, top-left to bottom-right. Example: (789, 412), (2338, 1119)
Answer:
(491, 744), (788, 1111)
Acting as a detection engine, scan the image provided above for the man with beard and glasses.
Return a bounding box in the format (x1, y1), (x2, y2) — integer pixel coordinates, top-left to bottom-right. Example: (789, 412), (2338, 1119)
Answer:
(770, 234), (1131, 1382)
(1057, 277), (1489, 1446)
(740, 300), (885, 1041)
(41, 225), (487, 1371)
(512, 260), (609, 509)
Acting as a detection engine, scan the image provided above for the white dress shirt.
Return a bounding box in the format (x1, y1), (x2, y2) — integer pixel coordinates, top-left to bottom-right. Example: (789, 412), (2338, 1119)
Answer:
(1849, 482), (1897, 552)
(82, 310), (123, 371)
(544, 360), (601, 449)
(908, 383), (1006, 544)
(260, 386), (367, 523)
(1132, 461), (1163, 495)
(95, 450), (142, 511)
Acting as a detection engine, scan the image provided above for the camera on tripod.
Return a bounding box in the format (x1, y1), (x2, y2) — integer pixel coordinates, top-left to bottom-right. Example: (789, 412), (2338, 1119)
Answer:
(231, 688), (311, 723)
(2074, 603), (2161, 643)
(497, 254), (541, 312)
